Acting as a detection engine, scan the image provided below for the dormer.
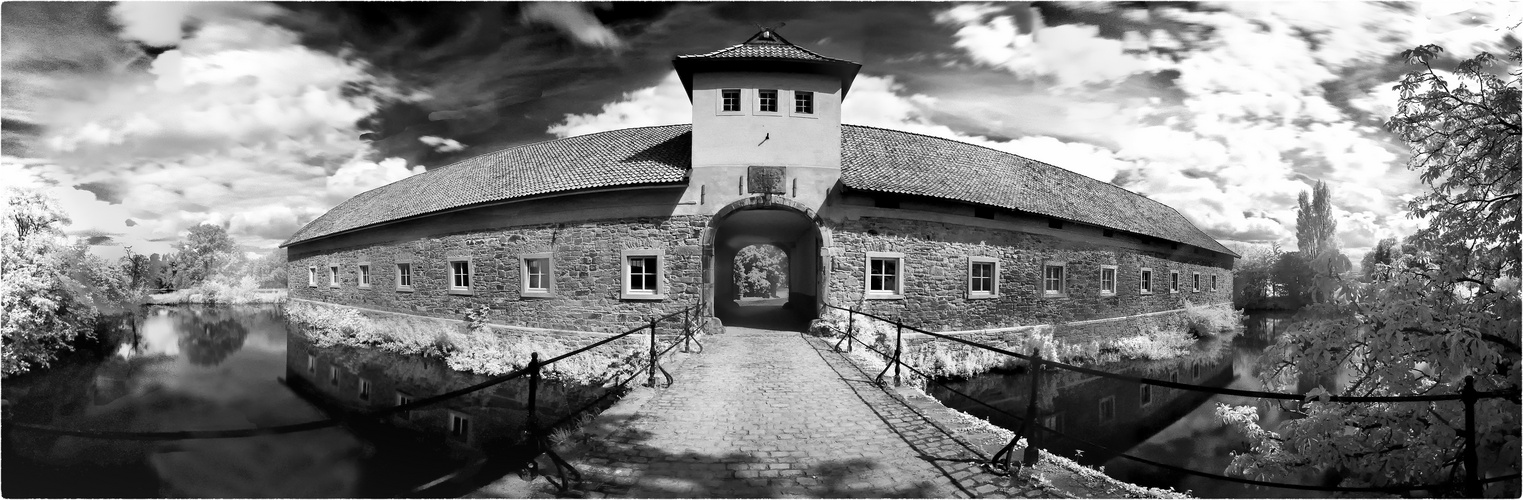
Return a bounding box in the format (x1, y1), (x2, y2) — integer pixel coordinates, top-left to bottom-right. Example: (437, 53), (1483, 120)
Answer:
(674, 29), (861, 172)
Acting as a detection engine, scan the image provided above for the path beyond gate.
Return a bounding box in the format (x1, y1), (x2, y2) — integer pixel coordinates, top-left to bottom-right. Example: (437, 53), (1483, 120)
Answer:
(530, 320), (1052, 498)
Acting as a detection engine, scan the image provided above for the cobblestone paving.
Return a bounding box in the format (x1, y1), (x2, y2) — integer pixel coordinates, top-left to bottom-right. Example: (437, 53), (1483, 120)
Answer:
(564, 325), (1055, 498)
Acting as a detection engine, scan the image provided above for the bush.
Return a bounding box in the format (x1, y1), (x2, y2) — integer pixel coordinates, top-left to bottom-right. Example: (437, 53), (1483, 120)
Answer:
(1182, 300), (1245, 337)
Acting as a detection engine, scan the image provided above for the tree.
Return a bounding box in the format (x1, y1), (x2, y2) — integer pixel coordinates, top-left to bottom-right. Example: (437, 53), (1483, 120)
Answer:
(1360, 237), (1401, 281)
(1270, 251), (1316, 306)
(1296, 180), (1338, 256)
(1220, 46), (1521, 495)
(172, 223), (238, 287)
(1231, 242), (1282, 308)
(733, 245), (788, 298)
(1, 188), (133, 376)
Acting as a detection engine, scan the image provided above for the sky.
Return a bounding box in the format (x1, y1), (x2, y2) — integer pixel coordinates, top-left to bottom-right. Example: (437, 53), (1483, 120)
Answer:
(3, 1), (1519, 264)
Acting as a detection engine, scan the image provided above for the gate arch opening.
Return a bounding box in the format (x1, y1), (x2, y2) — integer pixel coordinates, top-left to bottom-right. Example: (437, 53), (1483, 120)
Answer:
(709, 202), (824, 331)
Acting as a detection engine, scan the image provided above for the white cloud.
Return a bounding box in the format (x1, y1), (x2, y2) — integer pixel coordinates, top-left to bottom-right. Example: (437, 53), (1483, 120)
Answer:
(326, 156), (425, 201)
(520, 3), (624, 50)
(548, 72), (691, 137)
(934, 5), (1152, 87)
(419, 135), (466, 153)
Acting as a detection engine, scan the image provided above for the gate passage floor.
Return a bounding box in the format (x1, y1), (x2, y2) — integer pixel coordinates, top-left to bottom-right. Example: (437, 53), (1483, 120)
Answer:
(536, 308), (1049, 498)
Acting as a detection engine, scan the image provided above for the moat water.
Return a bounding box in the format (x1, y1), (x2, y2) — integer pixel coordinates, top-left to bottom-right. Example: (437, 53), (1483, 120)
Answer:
(1, 305), (609, 498)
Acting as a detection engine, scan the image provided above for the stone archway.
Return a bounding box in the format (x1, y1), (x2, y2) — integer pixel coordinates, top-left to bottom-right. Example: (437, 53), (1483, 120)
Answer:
(704, 196), (828, 330)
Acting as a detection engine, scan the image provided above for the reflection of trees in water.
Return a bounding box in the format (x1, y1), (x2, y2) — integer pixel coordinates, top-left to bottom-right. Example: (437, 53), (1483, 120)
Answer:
(174, 308), (250, 366)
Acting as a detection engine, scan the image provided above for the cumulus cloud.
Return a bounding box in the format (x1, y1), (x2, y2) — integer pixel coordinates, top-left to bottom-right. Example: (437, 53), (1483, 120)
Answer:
(548, 72), (691, 137)
(520, 3), (624, 49)
(419, 135), (466, 153)
(934, 4), (1153, 87)
(326, 155), (426, 201)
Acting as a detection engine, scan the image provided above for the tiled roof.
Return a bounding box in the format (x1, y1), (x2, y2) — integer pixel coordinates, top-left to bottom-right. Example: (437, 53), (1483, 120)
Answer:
(839, 125), (1235, 256)
(282, 125), (692, 246)
(284, 124), (1234, 257)
(676, 30), (855, 64)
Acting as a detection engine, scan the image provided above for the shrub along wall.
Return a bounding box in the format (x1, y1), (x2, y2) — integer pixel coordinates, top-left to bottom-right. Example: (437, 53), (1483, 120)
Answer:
(825, 215), (1233, 332)
(287, 216), (707, 333)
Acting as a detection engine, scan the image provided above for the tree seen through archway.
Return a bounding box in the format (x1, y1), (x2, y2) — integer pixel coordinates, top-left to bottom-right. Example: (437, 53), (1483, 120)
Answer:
(733, 245), (788, 299)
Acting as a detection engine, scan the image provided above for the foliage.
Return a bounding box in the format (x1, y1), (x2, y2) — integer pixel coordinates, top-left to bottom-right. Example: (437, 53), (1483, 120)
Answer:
(1359, 237), (1401, 281)
(1270, 251), (1316, 305)
(1, 188), (136, 376)
(243, 247), (288, 288)
(1296, 180), (1338, 257)
(1231, 242), (1283, 308)
(733, 244), (787, 298)
(1219, 46), (1521, 494)
(1182, 300), (1245, 337)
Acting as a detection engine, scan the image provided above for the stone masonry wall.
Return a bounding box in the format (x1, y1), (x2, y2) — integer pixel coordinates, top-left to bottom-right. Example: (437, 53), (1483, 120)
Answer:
(826, 216), (1233, 333)
(287, 216), (708, 333)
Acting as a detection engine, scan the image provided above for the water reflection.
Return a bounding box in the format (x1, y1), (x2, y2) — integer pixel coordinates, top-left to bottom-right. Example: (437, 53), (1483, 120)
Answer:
(2, 305), (612, 498)
(929, 312), (1315, 498)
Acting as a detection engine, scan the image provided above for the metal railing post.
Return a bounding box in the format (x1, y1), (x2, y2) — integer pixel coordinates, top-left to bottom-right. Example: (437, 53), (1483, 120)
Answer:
(846, 308), (855, 353)
(893, 319), (903, 387)
(1462, 375), (1480, 498)
(647, 317), (659, 387)
(1022, 348), (1042, 466)
(527, 352), (540, 434)
(683, 306), (692, 353)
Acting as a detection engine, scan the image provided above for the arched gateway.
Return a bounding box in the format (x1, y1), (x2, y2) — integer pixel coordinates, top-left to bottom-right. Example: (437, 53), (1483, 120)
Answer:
(282, 28), (1237, 337)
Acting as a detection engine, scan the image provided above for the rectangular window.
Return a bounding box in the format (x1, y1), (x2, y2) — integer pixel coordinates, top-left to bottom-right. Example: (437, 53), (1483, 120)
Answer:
(1100, 265), (1117, 296)
(329, 366), (339, 387)
(1211, 275), (1218, 291)
(449, 413), (472, 442)
(620, 249), (664, 299)
(358, 378), (372, 401)
(758, 89), (778, 112)
(521, 254), (552, 297)
(449, 259), (472, 294)
(308, 267), (316, 287)
(329, 265), (339, 287)
(396, 263), (412, 289)
(396, 393), (414, 421)
(1140, 268), (1154, 295)
(968, 257), (998, 298)
(358, 264), (371, 287)
(721, 89), (741, 112)
(1192, 363), (1201, 379)
(866, 252), (904, 298)
(794, 91), (814, 114)
(307, 354), (316, 375)
(1170, 270), (1180, 293)
(1043, 262), (1066, 297)
(1140, 384), (1153, 406)
(1099, 396), (1116, 423)
(1193, 272), (1200, 292)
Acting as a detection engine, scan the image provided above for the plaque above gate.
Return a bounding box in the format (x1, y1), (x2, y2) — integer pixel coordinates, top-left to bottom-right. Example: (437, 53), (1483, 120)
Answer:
(747, 166), (786, 195)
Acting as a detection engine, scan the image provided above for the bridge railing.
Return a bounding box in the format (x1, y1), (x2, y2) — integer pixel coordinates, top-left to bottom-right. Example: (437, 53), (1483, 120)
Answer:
(822, 302), (1522, 496)
(4, 299), (709, 495)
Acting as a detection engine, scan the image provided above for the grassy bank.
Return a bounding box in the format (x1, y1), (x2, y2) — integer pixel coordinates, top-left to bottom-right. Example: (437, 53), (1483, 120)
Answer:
(815, 301), (1243, 382)
(143, 277), (286, 305)
(285, 301), (645, 385)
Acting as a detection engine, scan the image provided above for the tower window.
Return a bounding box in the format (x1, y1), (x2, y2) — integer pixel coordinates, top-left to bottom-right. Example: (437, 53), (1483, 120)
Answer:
(794, 91), (814, 114)
(758, 89), (778, 113)
(721, 89), (741, 112)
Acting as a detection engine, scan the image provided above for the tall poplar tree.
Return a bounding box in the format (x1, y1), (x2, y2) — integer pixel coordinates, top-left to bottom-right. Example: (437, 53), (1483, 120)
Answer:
(1295, 180), (1338, 256)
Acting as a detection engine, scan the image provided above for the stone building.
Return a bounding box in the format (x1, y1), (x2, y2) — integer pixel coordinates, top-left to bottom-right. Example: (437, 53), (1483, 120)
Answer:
(282, 29), (1237, 336)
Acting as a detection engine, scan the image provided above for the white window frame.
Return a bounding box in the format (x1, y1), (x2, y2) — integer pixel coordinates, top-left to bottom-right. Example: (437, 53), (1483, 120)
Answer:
(358, 263), (371, 288)
(1139, 267), (1154, 295)
(1193, 272), (1200, 293)
(395, 260), (414, 292)
(792, 90), (815, 116)
(329, 265), (340, 288)
(448, 411), (473, 444)
(520, 253), (553, 298)
(1042, 261), (1067, 298)
(1211, 274), (1218, 291)
(358, 377), (372, 401)
(395, 392), (414, 421)
(328, 366), (340, 387)
(719, 88), (743, 114)
(967, 256), (998, 299)
(620, 248), (665, 300)
(448, 257), (473, 296)
(756, 89), (780, 114)
(306, 354), (316, 374)
(1098, 396), (1116, 423)
(1140, 383), (1153, 406)
(308, 266), (317, 287)
(1099, 265), (1118, 296)
(865, 251), (905, 300)
(1170, 270), (1180, 294)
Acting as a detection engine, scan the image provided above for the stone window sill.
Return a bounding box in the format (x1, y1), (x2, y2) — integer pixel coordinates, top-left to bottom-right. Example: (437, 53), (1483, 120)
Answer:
(1100, 291), (1117, 297)
(396, 286), (415, 293)
(967, 293), (997, 300)
(449, 289), (474, 296)
(521, 290), (553, 299)
(621, 291), (665, 300)
(359, 284), (371, 289)
(865, 293), (903, 300)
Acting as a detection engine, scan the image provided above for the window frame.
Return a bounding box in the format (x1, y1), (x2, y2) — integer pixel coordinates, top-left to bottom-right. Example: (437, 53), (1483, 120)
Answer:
(1140, 383), (1153, 406)
(792, 90), (815, 116)
(395, 260), (414, 292)
(329, 265), (340, 288)
(1042, 261), (1067, 298)
(1099, 265), (1118, 296)
(306, 354), (316, 375)
(308, 266), (317, 287)
(1139, 267), (1154, 295)
(1098, 396), (1116, 423)
(447, 257), (474, 296)
(1193, 272), (1200, 293)
(865, 251), (905, 300)
(395, 392), (414, 421)
(1211, 274), (1218, 291)
(358, 377), (372, 401)
(756, 89), (780, 114)
(1170, 270), (1180, 294)
(519, 252), (554, 298)
(448, 411), (474, 444)
(966, 256), (999, 299)
(620, 248), (665, 300)
(719, 88), (743, 114)
(358, 263), (371, 289)
(328, 366), (340, 387)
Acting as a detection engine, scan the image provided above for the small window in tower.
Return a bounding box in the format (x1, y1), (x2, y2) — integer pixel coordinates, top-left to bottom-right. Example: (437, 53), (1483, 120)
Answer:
(1048, 218), (1064, 230)
(758, 89), (778, 113)
(721, 89), (741, 112)
(794, 91), (814, 114)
